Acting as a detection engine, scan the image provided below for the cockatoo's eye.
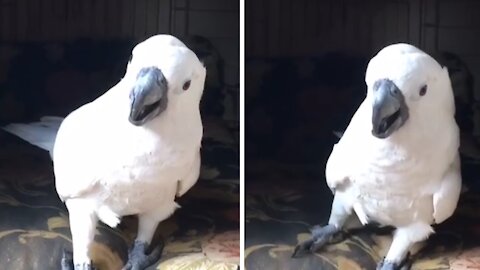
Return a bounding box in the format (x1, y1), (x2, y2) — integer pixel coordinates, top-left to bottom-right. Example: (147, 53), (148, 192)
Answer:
(183, 80), (191, 91)
(159, 77), (167, 86)
(419, 85), (427, 96)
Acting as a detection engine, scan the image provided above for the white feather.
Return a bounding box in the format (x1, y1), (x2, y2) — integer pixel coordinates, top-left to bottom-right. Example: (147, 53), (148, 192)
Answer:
(2, 116), (63, 158)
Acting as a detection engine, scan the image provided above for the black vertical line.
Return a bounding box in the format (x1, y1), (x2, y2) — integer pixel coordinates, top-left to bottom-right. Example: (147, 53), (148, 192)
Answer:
(87, 0), (92, 39)
(104, 0), (109, 39)
(303, 0), (307, 38)
(406, 0), (410, 43)
(12, 1), (17, 41)
(65, 0), (71, 40)
(0, 2), (2, 42)
(65, 0), (70, 40)
(39, 0), (43, 41)
(341, 0), (346, 40)
(155, 0), (159, 34)
(133, 0), (137, 38)
(111, 0), (116, 38)
(144, 0), (148, 36)
(169, 0), (173, 33)
(328, 0), (333, 40)
(277, 0), (281, 54)
(419, 0), (424, 47)
(289, 0), (293, 54)
(65, 0), (69, 21)
(434, 0), (440, 51)
(264, 0), (269, 56)
(184, 0), (190, 36)
(368, 1), (373, 53)
(314, 0), (319, 37)
(119, 0), (124, 37)
(397, 0), (400, 41)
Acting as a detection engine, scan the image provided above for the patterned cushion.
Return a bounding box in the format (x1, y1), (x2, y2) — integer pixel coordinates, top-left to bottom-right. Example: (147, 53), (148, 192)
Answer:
(0, 117), (239, 270)
(245, 162), (480, 270)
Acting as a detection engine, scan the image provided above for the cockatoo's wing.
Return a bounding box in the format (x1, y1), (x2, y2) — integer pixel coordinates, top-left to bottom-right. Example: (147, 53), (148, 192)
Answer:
(52, 104), (107, 201)
(325, 101), (370, 192)
(433, 154), (462, 224)
(325, 143), (350, 192)
(2, 116), (64, 158)
(176, 150), (201, 197)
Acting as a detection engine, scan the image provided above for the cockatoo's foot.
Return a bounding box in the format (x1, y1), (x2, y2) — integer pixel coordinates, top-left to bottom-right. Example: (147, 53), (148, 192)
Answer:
(74, 264), (96, 270)
(122, 240), (164, 270)
(60, 249), (96, 270)
(292, 224), (344, 258)
(60, 250), (73, 270)
(376, 254), (411, 270)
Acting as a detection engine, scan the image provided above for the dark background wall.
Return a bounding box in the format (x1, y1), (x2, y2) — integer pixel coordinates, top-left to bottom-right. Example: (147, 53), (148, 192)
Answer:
(0, 0), (239, 124)
(245, 0), (480, 188)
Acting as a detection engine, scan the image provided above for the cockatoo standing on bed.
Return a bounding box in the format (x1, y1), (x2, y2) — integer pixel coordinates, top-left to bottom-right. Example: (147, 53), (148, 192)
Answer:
(293, 44), (461, 270)
(3, 34), (206, 270)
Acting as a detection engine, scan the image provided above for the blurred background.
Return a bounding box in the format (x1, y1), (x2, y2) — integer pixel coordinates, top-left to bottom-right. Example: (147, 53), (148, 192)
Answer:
(245, 1), (480, 269)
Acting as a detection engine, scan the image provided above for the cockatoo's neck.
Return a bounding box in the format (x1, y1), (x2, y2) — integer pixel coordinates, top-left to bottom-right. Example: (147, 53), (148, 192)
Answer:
(144, 97), (203, 148)
(358, 96), (456, 153)
(371, 115), (458, 167)
(154, 97), (201, 125)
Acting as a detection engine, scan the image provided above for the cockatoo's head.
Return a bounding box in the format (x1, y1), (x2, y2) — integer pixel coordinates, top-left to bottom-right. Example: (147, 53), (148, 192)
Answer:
(365, 43), (455, 139)
(124, 34), (206, 126)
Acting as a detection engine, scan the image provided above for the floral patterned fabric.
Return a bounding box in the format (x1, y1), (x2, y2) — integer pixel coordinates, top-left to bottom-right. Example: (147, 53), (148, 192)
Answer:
(245, 160), (480, 270)
(0, 117), (239, 270)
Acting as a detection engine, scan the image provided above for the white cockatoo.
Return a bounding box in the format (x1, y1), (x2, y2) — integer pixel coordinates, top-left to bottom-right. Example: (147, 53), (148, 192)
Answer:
(3, 34), (206, 270)
(293, 44), (461, 270)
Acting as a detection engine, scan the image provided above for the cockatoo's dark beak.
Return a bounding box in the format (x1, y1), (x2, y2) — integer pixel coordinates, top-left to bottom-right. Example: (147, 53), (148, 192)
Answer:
(372, 79), (409, 138)
(129, 67), (168, 126)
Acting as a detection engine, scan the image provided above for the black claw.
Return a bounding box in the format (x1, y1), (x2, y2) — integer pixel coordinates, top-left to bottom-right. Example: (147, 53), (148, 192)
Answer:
(60, 249), (95, 270)
(328, 230), (347, 244)
(377, 259), (399, 270)
(376, 253), (411, 270)
(292, 224), (341, 258)
(61, 250), (74, 270)
(146, 243), (164, 265)
(309, 236), (329, 253)
(77, 264), (96, 270)
(399, 252), (412, 270)
(122, 240), (164, 270)
(291, 239), (314, 258)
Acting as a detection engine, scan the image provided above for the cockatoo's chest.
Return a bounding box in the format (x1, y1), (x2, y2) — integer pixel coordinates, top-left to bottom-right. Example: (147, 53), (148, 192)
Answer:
(110, 138), (195, 184)
(94, 123), (201, 214)
(346, 145), (446, 226)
